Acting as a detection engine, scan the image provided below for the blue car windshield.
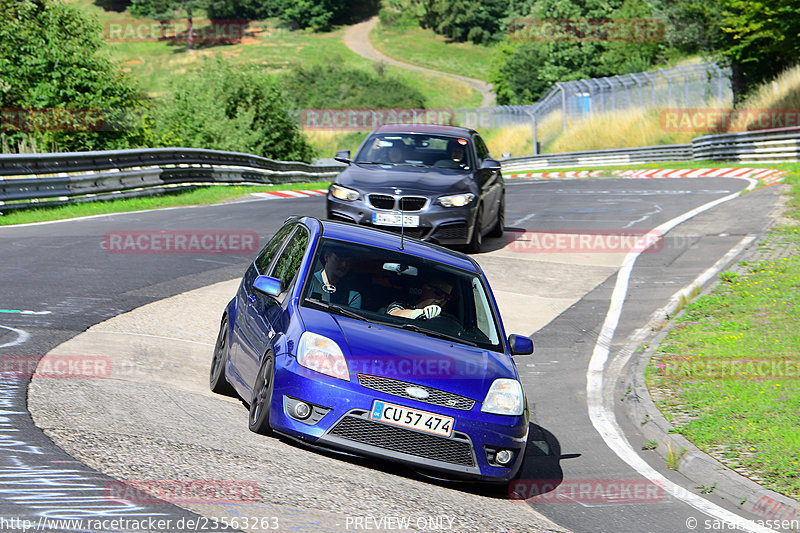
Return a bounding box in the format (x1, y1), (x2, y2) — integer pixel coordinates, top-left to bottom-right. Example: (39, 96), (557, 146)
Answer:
(302, 238), (502, 351)
(353, 133), (472, 170)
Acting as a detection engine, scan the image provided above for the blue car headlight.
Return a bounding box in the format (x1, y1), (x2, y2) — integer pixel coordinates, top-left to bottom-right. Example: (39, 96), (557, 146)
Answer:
(297, 331), (350, 381)
(330, 184), (359, 202)
(437, 193), (475, 208)
(481, 379), (524, 415)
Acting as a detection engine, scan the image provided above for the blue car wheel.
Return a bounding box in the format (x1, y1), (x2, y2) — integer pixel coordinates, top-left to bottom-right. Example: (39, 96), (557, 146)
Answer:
(209, 317), (235, 397)
(248, 353), (275, 435)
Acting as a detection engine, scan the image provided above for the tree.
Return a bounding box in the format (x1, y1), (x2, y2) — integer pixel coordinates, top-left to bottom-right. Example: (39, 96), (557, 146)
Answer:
(152, 58), (314, 161)
(715, 0), (800, 103)
(0, 0), (149, 152)
(130, 0), (209, 50)
(419, 0), (508, 44)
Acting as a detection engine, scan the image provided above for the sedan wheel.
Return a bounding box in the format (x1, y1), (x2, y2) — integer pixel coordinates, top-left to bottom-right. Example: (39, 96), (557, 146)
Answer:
(209, 318), (235, 396)
(464, 206), (483, 254)
(488, 197), (505, 238)
(248, 353), (275, 435)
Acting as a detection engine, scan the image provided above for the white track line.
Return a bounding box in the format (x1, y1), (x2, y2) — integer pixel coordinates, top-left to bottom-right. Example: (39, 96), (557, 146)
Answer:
(0, 324), (30, 349)
(586, 177), (777, 533)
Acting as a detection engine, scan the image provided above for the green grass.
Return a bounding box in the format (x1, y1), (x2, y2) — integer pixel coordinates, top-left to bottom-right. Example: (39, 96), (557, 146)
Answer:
(371, 18), (496, 83)
(0, 182), (330, 226)
(68, 1), (479, 108)
(646, 170), (800, 498)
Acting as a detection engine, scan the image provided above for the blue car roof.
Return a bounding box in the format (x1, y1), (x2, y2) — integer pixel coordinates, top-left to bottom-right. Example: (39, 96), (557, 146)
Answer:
(313, 218), (480, 273)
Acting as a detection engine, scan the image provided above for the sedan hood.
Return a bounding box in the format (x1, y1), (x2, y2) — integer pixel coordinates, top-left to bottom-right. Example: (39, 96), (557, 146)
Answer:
(337, 163), (473, 195)
(299, 307), (516, 399)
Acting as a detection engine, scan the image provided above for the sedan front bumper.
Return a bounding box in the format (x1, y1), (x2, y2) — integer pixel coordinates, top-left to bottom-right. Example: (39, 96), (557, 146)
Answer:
(326, 195), (477, 246)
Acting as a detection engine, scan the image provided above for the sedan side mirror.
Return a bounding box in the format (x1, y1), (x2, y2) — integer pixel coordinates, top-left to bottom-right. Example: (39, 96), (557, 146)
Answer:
(334, 150), (352, 164)
(508, 334), (534, 356)
(253, 275), (282, 297)
(481, 158), (501, 172)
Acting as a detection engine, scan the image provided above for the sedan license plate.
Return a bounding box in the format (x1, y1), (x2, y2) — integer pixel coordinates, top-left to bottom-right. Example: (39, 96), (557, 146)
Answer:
(370, 400), (454, 437)
(372, 213), (420, 227)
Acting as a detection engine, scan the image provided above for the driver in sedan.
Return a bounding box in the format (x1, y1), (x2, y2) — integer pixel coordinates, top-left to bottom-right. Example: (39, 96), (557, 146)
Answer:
(387, 280), (452, 320)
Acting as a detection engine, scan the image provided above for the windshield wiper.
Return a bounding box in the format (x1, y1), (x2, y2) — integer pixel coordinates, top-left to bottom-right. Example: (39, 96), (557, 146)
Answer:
(305, 298), (369, 323)
(400, 323), (477, 347)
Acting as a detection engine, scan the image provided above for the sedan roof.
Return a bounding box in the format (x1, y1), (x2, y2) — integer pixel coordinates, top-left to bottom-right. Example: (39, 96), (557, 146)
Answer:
(371, 124), (477, 137)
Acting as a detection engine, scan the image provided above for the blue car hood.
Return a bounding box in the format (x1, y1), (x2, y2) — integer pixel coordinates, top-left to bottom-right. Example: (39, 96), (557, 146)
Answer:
(337, 163), (473, 195)
(299, 307), (516, 399)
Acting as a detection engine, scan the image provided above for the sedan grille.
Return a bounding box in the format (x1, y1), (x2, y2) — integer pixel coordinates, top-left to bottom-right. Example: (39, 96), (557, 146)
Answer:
(368, 194), (395, 210)
(329, 415), (475, 466)
(358, 374), (475, 411)
(399, 197), (427, 211)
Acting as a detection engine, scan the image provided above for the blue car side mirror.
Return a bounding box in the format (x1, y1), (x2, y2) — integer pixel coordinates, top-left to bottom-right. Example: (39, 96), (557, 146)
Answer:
(253, 275), (282, 297)
(508, 334), (534, 356)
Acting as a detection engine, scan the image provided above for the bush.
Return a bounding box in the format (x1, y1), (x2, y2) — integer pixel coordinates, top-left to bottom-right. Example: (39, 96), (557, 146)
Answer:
(151, 58), (313, 162)
(281, 63), (426, 109)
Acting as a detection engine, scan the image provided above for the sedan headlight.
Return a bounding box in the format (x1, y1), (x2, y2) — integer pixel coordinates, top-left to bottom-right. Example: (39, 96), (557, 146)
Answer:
(481, 379), (524, 415)
(330, 184), (359, 202)
(438, 193), (475, 208)
(297, 331), (350, 381)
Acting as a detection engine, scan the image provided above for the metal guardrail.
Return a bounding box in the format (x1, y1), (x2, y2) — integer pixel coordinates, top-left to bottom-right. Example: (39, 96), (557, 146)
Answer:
(1, 126), (798, 208)
(501, 126), (800, 172)
(692, 126), (800, 163)
(500, 144), (692, 172)
(0, 148), (345, 208)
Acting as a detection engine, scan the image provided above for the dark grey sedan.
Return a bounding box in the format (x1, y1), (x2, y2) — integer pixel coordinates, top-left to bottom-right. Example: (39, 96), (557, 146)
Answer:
(325, 124), (505, 253)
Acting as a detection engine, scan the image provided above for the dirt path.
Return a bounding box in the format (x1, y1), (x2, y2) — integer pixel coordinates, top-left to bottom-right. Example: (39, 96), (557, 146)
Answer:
(343, 16), (495, 107)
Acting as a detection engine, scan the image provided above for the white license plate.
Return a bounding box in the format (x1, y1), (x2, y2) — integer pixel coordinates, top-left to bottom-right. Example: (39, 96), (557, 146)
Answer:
(372, 213), (420, 227)
(370, 400), (454, 437)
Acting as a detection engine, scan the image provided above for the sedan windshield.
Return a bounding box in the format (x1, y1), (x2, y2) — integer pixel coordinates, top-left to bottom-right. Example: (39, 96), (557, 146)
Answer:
(354, 133), (472, 170)
(301, 238), (501, 351)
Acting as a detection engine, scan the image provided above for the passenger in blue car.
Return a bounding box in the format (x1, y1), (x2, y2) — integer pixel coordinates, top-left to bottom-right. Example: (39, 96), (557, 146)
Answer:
(309, 243), (362, 308)
(387, 280), (452, 320)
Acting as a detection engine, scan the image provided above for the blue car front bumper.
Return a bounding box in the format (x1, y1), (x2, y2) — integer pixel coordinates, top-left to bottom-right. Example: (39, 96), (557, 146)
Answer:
(268, 354), (528, 482)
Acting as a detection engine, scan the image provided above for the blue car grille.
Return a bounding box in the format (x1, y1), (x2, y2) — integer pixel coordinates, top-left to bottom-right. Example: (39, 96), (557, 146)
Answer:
(357, 374), (475, 411)
(328, 415), (475, 467)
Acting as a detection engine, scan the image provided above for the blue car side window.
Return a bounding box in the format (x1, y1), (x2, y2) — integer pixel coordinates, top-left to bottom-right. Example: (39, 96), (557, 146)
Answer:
(270, 227), (310, 290)
(255, 224), (294, 274)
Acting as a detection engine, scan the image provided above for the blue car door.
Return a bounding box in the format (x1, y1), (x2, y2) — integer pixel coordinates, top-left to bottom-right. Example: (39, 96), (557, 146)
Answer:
(229, 224), (293, 386)
(239, 226), (310, 393)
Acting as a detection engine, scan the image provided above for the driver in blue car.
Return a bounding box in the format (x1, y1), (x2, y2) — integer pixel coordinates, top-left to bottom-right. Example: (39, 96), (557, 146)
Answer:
(387, 280), (452, 319)
(309, 244), (362, 308)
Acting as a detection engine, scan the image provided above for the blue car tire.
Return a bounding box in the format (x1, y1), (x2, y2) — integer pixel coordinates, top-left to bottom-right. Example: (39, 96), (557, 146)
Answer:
(248, 352), (275, 435)
(209, 318), (235, 397)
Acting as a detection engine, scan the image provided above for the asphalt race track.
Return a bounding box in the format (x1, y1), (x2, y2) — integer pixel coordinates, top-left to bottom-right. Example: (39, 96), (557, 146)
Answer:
(0, 177), (786, 532)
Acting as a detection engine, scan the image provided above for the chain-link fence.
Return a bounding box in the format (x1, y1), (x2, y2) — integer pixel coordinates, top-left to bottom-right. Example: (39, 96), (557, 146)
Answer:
(455, 62), (731, 153)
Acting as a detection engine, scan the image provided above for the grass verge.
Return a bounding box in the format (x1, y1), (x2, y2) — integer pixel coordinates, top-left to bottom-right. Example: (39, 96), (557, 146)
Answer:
(371, 18), (495, 83)
(646, 171), (800, 499)
(0, 182), (331, 226)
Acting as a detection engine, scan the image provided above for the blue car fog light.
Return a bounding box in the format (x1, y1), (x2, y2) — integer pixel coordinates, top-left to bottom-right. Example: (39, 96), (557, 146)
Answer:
(284, 396), (330, 425)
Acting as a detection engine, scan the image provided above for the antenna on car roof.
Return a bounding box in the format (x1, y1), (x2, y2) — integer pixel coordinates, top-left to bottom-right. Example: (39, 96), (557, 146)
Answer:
(399, 199), (405, 250)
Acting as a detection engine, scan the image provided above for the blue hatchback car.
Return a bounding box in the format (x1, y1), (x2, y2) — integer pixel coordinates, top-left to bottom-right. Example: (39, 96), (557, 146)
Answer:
(210, 216), (534, 482)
